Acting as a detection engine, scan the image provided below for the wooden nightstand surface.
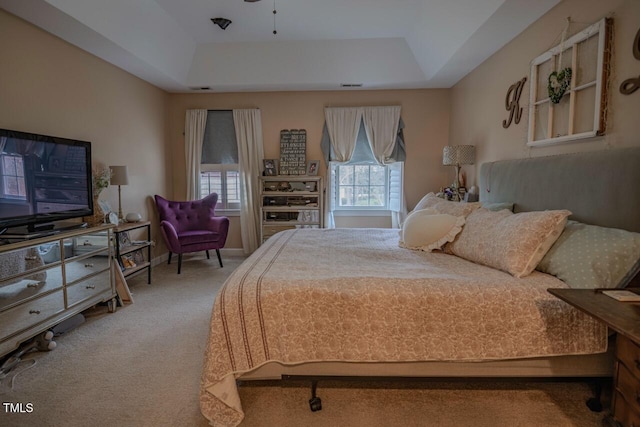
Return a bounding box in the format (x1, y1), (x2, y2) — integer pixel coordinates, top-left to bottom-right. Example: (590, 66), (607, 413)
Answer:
(548, 288), (640, 343)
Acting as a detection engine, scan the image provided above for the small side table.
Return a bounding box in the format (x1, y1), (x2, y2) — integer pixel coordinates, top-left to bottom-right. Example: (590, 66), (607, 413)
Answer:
(113, 221), (152, 284)
(548, 288), (640, 426)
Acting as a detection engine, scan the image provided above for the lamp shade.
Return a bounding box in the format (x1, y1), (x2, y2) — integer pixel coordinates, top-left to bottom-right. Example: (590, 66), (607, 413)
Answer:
(109, 166), (129, 186)
(442, 145), (475, 166)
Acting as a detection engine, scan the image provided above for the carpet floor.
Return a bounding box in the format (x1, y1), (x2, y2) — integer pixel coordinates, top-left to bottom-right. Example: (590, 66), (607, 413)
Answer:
(0, 254), (608, 427)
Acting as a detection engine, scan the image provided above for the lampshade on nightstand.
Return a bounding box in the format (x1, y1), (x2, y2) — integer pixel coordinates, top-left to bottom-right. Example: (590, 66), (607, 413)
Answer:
(109, 165), (129, 222)
(443, 145), (475, 167)
(442, 145), (475, 201)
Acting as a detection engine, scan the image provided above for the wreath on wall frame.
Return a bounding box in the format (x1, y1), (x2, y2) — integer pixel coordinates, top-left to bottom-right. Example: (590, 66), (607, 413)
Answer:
(548, 67), (572, 104)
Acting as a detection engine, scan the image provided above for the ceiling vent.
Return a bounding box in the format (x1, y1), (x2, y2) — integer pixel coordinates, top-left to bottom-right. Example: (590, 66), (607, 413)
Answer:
(340, 83), (363, 88)
(189, 86), (211, 91)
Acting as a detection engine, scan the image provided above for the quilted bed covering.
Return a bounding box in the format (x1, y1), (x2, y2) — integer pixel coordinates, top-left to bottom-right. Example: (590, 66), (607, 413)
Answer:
(200, 228), (607, 426)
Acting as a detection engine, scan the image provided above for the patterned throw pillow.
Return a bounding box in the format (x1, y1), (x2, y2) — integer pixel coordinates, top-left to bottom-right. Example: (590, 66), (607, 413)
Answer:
(399, 208), (466, 252)
(446, 208), (571, 278)
(536, 221), (640, 289)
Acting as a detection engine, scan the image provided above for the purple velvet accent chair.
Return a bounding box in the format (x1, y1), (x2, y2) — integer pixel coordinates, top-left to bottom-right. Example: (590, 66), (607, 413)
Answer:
(154, 193), (229, 274)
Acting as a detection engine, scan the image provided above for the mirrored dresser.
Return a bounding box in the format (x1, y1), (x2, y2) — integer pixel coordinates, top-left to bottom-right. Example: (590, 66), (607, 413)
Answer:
(0, 225), (116, 358)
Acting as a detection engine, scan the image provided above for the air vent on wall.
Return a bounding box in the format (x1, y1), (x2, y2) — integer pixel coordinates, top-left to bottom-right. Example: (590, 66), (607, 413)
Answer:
(340, 83), (363, 88)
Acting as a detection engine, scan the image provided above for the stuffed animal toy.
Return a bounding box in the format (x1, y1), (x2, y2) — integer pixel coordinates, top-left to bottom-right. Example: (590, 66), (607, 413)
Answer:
(0, 330), (56, 377)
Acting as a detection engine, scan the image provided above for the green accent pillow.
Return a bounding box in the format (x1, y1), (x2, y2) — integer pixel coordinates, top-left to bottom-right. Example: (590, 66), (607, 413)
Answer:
(481, 201), (514, 212)
(536, 221), (640, 289)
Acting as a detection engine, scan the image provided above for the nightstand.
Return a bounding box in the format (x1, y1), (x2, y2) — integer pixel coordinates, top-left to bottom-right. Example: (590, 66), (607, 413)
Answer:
(548, 288), (640, 426)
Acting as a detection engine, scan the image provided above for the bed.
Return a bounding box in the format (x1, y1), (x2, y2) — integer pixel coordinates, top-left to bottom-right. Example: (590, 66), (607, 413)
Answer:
(200, 147), (640, 426)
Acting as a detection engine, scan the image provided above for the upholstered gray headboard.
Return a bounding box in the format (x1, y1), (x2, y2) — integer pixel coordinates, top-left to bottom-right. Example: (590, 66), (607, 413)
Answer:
(479, 147), (640, 232)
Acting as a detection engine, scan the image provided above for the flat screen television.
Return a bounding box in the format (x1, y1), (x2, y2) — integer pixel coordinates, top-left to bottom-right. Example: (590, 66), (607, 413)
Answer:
(0, 128), (93, 234)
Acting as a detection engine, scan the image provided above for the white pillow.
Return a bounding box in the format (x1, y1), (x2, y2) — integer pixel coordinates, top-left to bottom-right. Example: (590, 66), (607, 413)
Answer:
(399, 208), (466, 252)
(413, 192), (437, 211)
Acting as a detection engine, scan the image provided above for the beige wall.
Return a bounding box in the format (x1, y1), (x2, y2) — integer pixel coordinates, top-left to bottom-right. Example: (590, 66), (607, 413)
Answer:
(450, 0), (640, 187)
(12, 0), (630, 253)
(0, 9), (169, 256)
(168, 90), (451, 247)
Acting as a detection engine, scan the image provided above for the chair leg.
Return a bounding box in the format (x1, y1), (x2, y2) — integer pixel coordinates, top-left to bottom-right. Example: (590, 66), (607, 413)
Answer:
(216, 249), (223, 268)
(178, 253), (182, 274)
(167, 252), (172, 265)
(206, 250), (210, 259)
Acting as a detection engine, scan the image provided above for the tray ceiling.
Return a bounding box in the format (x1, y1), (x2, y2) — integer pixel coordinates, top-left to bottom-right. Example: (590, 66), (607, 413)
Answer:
(0, 0), (560, 92)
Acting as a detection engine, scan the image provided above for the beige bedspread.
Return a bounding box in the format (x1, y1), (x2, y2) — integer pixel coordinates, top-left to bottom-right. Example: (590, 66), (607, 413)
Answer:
(200, 228), (607, 426)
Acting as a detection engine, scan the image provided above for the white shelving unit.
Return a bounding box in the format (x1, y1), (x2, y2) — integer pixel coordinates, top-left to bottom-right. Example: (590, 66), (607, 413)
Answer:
(259, 176), (324, 244)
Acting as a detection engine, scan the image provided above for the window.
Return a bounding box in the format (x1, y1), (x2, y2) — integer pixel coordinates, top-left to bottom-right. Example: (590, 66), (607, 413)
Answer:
(336, 164), (387, 209)
(200, 164), (240, 211)
(0, 153), (26, 199)
(329, 119), (404, 213)
(200, 110), (240, 213)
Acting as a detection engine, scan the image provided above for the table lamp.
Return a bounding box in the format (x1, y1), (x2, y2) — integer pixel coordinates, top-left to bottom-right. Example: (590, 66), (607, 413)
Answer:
(109, 165), (129, 222)
(442, 145), (475, 201)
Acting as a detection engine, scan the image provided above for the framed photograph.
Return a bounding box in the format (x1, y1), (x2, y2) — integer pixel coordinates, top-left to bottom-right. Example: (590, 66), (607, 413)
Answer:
(132, 249), (145, 265)
(120, 254), (136, 269)
(118, 231), (131, 247)
(263, 159), (278, 176)
(307, 160), (319, 176)
(98, 200), (112, 214)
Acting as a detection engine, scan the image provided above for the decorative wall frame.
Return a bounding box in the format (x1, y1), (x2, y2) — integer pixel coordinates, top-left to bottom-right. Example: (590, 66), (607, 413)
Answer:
(527, 18), (612, 147)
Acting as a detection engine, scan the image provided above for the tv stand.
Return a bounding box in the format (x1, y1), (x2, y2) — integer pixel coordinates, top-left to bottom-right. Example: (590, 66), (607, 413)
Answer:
(0, 224), (117, 358)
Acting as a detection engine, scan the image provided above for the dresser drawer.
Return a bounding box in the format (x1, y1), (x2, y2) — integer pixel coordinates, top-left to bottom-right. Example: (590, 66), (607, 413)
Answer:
(65, 255), (110, 284)
(618, 335), (640, 379)
(66, 270), (112, 308)
(0, 290), (65, 339)
(617, 362), (640, 412)
(0, 247), (47, 283)
(614, 389), (640, 427)
(263, 224), (297, 238)
(0, 265), (63, 311)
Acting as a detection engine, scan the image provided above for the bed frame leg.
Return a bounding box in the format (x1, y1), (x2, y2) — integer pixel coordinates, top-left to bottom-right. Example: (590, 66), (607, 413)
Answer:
(309, 380), (322, 412)
(586, 380), (603, 412)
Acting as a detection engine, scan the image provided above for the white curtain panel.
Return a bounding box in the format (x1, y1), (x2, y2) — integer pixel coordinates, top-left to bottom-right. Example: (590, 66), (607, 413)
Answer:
(362, 106), (401, 164)
(324, 107), (363, 162)
(184, 109), (208, 200)
(233, 109), (264, 254)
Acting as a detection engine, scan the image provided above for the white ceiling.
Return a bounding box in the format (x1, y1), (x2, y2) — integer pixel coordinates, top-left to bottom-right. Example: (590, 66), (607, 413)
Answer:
(0, 0), (561, 93)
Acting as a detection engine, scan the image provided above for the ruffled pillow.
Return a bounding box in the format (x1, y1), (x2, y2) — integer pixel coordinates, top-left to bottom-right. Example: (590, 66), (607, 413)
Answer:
(412, 192), (480, 217)
(413, 192), (438, 211)
(399, 208), (466, 252)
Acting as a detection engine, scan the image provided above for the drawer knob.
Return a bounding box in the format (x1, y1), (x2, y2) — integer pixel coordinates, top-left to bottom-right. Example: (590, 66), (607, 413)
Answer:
(85, 285), (96, 289)
(29, 310), (41, 315)
(84, 263), (94, 268)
